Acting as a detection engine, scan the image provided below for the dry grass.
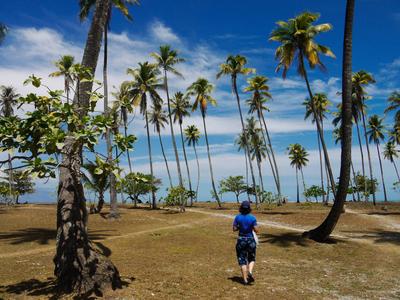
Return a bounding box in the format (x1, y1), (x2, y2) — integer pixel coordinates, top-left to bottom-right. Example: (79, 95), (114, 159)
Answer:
(0, 202), (399, 299)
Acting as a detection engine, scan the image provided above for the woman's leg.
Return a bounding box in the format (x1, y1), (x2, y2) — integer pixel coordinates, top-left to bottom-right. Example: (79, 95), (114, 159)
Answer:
(248, 261), (255, 274)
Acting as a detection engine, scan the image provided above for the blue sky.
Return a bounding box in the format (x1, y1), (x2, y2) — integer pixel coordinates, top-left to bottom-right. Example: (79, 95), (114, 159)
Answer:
(1, 0), (400, 203)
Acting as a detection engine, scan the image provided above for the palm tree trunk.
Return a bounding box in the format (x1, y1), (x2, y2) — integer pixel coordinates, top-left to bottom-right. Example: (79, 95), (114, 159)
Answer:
(351, 161), (361, 201)
(355, 119), (367, 200)
(103, 24), (119, 219)
(361, 110), (376, 205)
(256, 157), (264, 199)
(145, 108), (157, 209)
(202, 113), (222, 208)
(179, 123), (194, 206)
(376, 143), (388, 202)
(7, 153), (15, 204)
(193, 144), (200, 202)
(296, 168), (300, 203)
(299, 52), (336, 198)
(317, 130), (326, 203)
(244, 149), (251, 201)
(305, 0), (355, 242)
(232, 77), (259, 206)
(393, 160), (400, 182)
(158, 131), (173, 188)
(164, 70), (182, 187)
(257, 111), (278, 191)
(124, 123), (133, 173)
(260, 110), (282, 205)
(300, 168), (308, 201)
(96, 192), (105, 213)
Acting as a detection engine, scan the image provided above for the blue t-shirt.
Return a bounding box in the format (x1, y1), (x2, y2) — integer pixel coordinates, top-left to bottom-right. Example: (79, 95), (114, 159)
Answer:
(233, 213), (257, 237)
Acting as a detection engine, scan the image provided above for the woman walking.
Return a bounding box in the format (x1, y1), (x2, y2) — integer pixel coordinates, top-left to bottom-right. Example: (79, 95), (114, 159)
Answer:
(233, 201), (259, 285)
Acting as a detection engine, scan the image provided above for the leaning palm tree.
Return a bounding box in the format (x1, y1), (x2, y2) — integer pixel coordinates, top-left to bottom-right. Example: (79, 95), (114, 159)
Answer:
(245, 75), (282, 204)
(0, 23), (8, 45)
(148, 104), (173, 187)
(385, 91), (400, 124)
(270, 12), (337, 197)
(353, 70), (376, 204)
(151, 45), (185, 188)
(187, 78), (222, 208)
(288, 143), (309, 203)
(247, 117), (267, 195)
(82, 160), (110, 213)
(303, 93), (331, 203)
(383, 141), (400, 182)
(0, 86), (19, 204)
(50, 55), (76, 104)
(171, 91), (194, 205)
(80, 0), (139, 219)
(367, 115), (388, 202)
(217, 54), (260, 205)
(184, 125), (201, 202)
(127, 62), (163, 209)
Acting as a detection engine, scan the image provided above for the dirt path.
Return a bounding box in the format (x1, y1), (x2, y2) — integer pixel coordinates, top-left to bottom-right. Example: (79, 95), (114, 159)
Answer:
(345, 207), (400, 230)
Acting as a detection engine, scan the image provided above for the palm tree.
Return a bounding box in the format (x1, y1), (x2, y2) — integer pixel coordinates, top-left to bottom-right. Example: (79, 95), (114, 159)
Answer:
(385, 91), (400, 124)
(306, 0), (355, 242)
(171, 92), (194, 205)
(0, 86), (19, 204)
(245, 75), (282, 204)
(80, 0), (139, 219)
(288, 144), (309, 203)
(367, 115), (388, 202)
(247, 117), (267, 195)
(353, 70), (376, 204)
(151, 45), (185, 188)
(383, 141), (400, 182)
(0, 23), (8, 45)
(82, 160), (110, 213)
(217, 55), (260, 206)
(187, 78), (222, 208)
(148, 104), (173, 187)
(50, 55), (76, 104)
(184, 125), (201, 202)
(55, 0), (121, 293)
(127, 62), (163, 209)
(112, 81), (134, 172)
(235, 132), (252, 201)
(270, 12), (337, 198)
(303, 93), (331, 203)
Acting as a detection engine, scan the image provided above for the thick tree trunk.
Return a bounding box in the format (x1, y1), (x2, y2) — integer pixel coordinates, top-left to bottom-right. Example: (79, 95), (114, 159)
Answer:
(193, 144), (200, 202)
(235, 194), (240, 204)
(158, 131), (173, 188)
(355, 120), (367, 200)
(55, 137), (121, 295)
(179, 122), (194, 206)
(164, 70), (182, 187)
(376, 143), (388, 202)
(145, 107), (157, 209)
(305, 0), (355, 242)
(202, 113), (222, 208)
(260, 110), (282, 205)
(232, 77), (259, 206)
(362, 110), (376, 205)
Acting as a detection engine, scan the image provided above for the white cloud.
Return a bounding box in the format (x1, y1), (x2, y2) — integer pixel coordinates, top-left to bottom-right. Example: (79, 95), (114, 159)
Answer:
(149, 20), (180, 44)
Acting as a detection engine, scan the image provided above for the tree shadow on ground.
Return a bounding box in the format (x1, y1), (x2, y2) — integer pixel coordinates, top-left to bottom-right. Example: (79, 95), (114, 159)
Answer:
(0, 276), (134, 300)
(259, 232), (341, 247)
(0, 228), (115, 245)
(342, 229), (400, 245)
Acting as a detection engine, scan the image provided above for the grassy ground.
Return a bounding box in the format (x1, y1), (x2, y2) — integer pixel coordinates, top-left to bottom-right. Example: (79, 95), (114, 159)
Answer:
(0, 202), (399, 299)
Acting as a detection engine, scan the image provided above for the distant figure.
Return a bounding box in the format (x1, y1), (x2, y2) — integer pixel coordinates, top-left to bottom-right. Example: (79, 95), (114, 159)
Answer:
(233, 201), (259, 285)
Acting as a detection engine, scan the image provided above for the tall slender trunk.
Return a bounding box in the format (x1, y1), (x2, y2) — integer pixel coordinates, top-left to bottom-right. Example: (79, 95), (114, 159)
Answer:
(244, 149), (251, 201)
(296, 168), (300, 203)
(260, 110), (282, 204)
(232, 77), (259, 206)
(7, 153), (15, 204)
(193, 143), (200, 202)
(164, 70), (182, 187)
(355, 120), (367, 200)
(300, 168), (308, 201)
(103, 23), (119, 219)
(179, 122), (194, 206)
(256, 157), (264, 200)
(317, 130), (326, 203)
(158, 131), (173, 188)
(145, 107), (157, 209)
(351, 161), (361, 201)
(202, 113), (221, 208)
(393, 160), (400, 182)
(361, 110), (376, 205)
(305, 0), (355, 242)
(300, 53), (336, 198)
(256, 111), (278, 191)
(124, 122), (133, 173)
(376, 143), (387, 202)
(96, 192), (105, 213)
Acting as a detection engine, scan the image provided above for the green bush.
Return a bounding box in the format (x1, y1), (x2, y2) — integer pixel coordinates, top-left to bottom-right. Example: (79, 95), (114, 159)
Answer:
(165, 186), (191, 207)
